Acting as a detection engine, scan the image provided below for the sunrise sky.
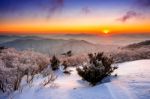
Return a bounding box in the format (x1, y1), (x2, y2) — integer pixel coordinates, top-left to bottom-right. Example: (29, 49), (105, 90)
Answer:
(0, 0), (150, 34)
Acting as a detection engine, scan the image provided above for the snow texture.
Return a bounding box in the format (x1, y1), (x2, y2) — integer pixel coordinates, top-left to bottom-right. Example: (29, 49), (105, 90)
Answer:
(0, 60), (150, 99)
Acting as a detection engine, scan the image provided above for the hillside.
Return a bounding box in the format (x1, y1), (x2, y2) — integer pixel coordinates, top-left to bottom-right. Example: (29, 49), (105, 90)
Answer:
(0, 37), (118, 55)
(0, 38), (95, 54)
(0, 35), (20, 44)
(124, 40), (150, 49)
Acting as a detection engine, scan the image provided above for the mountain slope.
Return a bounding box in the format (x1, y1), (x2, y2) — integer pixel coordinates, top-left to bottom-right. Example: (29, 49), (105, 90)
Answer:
(0, 38), (100, 55)
(124, 40), (150, 49)
(0, 35), (119, 55)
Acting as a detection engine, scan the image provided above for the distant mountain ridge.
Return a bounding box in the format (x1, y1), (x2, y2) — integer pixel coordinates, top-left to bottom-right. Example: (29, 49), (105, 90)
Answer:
(0, 37), (99, 55)
(124, 40), (150, 49)
(0, 36), (119, 55)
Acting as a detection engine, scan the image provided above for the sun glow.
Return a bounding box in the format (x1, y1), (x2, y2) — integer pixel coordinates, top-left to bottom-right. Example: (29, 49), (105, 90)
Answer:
(103, 29), (110, 34)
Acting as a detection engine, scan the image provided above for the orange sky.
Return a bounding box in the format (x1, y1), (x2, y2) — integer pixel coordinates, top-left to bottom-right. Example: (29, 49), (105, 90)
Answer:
(0, 20), (150, 35)
(1, 0), (150, 35)
(0, 15), (150, 35)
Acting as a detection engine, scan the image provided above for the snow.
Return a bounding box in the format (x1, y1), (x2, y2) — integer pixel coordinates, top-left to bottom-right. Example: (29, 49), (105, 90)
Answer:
(1, 60), (150, 99)
(113, 60), (150, 99)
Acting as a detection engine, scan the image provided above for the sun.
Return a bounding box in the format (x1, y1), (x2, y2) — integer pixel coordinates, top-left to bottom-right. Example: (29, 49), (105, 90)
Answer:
(102, 29), (110, 34)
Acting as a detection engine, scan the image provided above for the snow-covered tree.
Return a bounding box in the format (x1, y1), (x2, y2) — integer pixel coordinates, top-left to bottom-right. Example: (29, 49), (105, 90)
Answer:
(77, 52), (117, 85)
(50, 55), (60, 70)
(0, 48), (50, 92)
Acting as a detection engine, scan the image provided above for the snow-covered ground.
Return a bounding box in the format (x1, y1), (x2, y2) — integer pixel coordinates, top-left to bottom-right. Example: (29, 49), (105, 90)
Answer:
(1, 60), (150, 99)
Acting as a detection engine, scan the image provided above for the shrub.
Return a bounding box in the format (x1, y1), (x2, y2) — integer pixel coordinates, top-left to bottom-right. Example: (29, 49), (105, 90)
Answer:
(61, 50), (72, 57)
(62, 61), (72, 74)
(60, 54), (88, 67)
(62, 61), (68, 70)
(41, 73), (57, 87)
(13, 67), (23, 91)
(77, 52), (117, 85)
(0, 79), (5, 92)
(50, 55), (60, 70)
(0, 48), (50, 93)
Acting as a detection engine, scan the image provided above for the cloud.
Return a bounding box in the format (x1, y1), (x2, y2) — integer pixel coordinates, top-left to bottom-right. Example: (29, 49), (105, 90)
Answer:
(46, 0), (64, 18)
(0, 0), (65, 19)
(116, 0), (150, 23)
(118, 11), (141, 22)
(81, 7), (91, 15)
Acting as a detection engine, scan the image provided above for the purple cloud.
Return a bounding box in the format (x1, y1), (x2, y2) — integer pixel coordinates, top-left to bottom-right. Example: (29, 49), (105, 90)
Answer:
(46, 0), (64, 18)
(81, 7), (91, 15)
(118, 11), (141, 22)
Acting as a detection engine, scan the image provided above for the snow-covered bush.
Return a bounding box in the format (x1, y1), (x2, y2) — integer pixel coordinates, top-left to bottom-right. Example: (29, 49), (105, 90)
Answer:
(60, 54), (88, 67)
(0, 48), (50, 93)
(50, 55), (60, 70)
(41, 73), (57, 87)
(61, 50), (73, 57)
(77, 52), (117, 85)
